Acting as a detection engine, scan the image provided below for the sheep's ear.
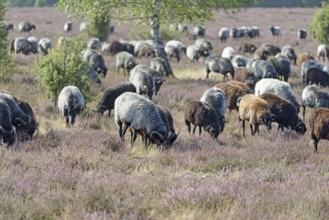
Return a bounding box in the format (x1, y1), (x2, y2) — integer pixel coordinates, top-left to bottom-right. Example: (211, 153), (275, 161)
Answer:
(15, 117), (26, 126)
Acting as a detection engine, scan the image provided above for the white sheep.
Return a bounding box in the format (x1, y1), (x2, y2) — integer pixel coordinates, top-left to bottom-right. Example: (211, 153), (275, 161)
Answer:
(301, 85), (329, 119)
(221, 46), (236, 60)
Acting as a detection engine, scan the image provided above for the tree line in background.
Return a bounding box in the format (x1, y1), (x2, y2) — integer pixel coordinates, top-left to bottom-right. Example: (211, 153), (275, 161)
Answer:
(3, 0), (325, 8)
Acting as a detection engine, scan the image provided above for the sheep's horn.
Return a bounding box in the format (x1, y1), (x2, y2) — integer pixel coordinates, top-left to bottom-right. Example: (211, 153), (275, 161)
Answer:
(15, 118), (26, 126)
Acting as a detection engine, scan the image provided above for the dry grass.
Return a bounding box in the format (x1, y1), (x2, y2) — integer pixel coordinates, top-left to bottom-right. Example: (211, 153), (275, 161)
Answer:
(1, 6), (329, 220)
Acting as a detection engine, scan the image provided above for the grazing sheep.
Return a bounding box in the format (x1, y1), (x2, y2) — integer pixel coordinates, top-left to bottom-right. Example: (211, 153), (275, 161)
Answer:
(214, 82), (251, 112)
(165, 45), (180, 62)
(165, 40), (186, 55)
(205, 56), (234, 80)
(0, 100), (15, 145)
(13, 97), (38, 140)
(116, 51), (136, 76)
(76, 67), (101, 85)
(261, 43), (281, 56)
(251, 59), (278, 80)
(150, 57), (168, 76)
(238, 42), (257, 54)
(178, 24), (188, 32)
(317, 44), (329, 62)
(255, 78), (300, 112)
(13, 37), (32, 55)
(38, 37), (52, 55)
(254, 48), (269, 60)
(221, 46), (236, 60)
(87, 38), (101, 50)
(260, 93), (306, 135)
(186, 44), (202, 62)
(218, 27), (230, 42)
(301, 85), (329, 119)
(309, 108), (329, 153)
(227, 80), (251, 91)
(106, 40), (133, 56)
(234, 67), (257, 89)
(184, 100), (220, 139)
(137, 43), (155, 58)
(231, 55), (247, 68)
(298, 29), (307, 39)
(237, 94), (273, 137)
(270, 26), (281, 37)
(80, 21), (88, 32)
(281, 45), (297, 65)
(64, 21), (73, 32)
(230, 27), (242, 39)
(96, 82), (136, 116)
(297, 52), (315, 68)
(248, 26), (260, 38)
(18, 22), (35, 32)
(129, 65), (156, 100)
(114, 92), (174, 147)
(195, 38), (213, 56)
(57, 86), (84, 126)
(200, 88), (227, 132)
(305, 67), (329, 87)
(84, 48), (108, 77)
(300, 60), (323, 83)
(193, 26), (205, 37)
(270, 57), (291, 82)
(27, 36), (38, 54)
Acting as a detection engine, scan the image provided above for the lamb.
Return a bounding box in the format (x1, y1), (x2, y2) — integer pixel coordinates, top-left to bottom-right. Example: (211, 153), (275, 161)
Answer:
(238, 42), (257, 54)
(260, 93), (306, 135)
(270, 26), (281, 37)
(64, 21), (73, 32)
(317, 44), (329, 62)
(270, 57), (291, 82)
(234, 67), (257, 89)
(38, 38), (52, 55)
(301, 60), (323, 83)
(251, 59), (277, 80)
(116, 51), (136, 76)
(309, 108), (329, 154)
(184, 100), (220, 139)
(218, 27), (230, 42)
(255, 78), (300, 113)
(254, 48), (269, 60)
(221, 46), (236, 60)
(297, 52), (315, 68)
(57, 86), (84, 126)
(237, 94), (273, 137)
(301, 85), (329, 119)
(305, 67), (329, 87)
(200, 88), (227, 132)
(129, 64), (156, 100)
(0, 100), (15, 145)
(18, 22), (35, 32)
(298, 29), (307, 39)
(213, 82), (251, 112)
(205, 56), (234, 80)
(96, 81), (136, 116)
(281, 45), (297, 65)
(114, 92), (174, 147)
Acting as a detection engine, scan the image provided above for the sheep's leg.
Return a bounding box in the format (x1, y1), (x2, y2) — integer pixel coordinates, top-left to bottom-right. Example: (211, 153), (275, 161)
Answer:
(121, 124), (129, 141)
(250, 124), (254, 135)
(206, 70), (210, 79)
(143, 133), (148, 151)
(302, 106), (306, 120)
(185, 120), (191, 134)
(118, 121), (123, 140)
(108, 110), (111, 117)
(192, 125), (197, 134)
(242, 120), (245, 137)
(253, 124), (259, 135)
(313, 138), (319, 154)
(130, 129), (137, 147)
(198, 126), (202, 135)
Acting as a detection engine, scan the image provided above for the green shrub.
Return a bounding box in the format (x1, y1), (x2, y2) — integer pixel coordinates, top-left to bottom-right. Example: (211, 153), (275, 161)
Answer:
(309, 2), (329, 45)
(86, 16), (113, 42)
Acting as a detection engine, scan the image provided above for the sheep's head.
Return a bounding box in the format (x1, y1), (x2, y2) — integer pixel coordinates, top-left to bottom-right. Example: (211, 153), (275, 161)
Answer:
(205, 125), (219, 139)
(259, 113), (274, 130)
(149, 131), (166, 147)
(294, 119), (307, 135)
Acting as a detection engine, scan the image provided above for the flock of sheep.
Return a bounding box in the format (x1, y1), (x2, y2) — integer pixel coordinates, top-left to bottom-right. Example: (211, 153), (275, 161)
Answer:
(5, 18), (329, 154)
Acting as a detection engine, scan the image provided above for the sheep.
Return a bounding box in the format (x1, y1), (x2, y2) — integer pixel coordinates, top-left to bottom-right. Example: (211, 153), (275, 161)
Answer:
(254, 48), (269, 60)
(178, 24), (188, 32)
(270, 25), (281, 37)
(309, 107), (329, 154)
(301, 85), (329, 120)
(83, 48), (108, 77)
(87, 38), (101, 50)
(193, 26), (205, 37)
(57, 86), (84, 126)
(300, 60), (323, 83)
(317, 44), (329, 62)
(230, 27), (242, 39)
(4, 22), (13, 32)
(270, 57), (291, 82)
(18, 22), (36, 32)
(255, 78), (300, 113)
(200, 88), (227, 132)
(13, 97), (38, 140)
(96, 82), (136, 116)
(0, 100), (15, 146)
(186, 44), (202, 62)
(297, 52), (315, 68)
(248, 26), (260, 38)
(0, 91), (32, 137)
(13, 37), (32, 55)
(221, 46), (236, 60)
(238, 42), (257, 54)
(106, 40), (132, 56)
(129, 65), (156, 100)
(214, 82), (251, 112)
(305, 67), (329, 87)
(234, 67), (257, 89)
(116, 51), (136, 76)
(80, 21), (88, 32)
(195, 38), (213, 56)
(165, 45), (180, 62)
(165, 40), (186, 55)
(76, 67), (101, 85)
(150, 57), (168, 76)
(298, 29), (307, 39)
(218, 27), (230, 42)
(137, 43), (155, 58)
(281, 45), (297, 65)
(226, 80), (251, 91)
(64, 21), (73, 32)
(114, 92), (174, 147)
(251, 59), (278, 80)
(38, 37), (52, 55)
(27, 36), (38, 54)
(237, 94), (273, 137)
(205, 56), (234, 80)
(261, 43), (281, 56)
(259, 93), (306, 135)
(184, 100), (220, 139)
(231, 55), (247, 68)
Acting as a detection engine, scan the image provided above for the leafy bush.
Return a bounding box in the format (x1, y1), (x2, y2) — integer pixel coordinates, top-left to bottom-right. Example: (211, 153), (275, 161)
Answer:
(309, 2), (329, 45)
(35, 37), (91, 106)
(86, 15), (113, 42)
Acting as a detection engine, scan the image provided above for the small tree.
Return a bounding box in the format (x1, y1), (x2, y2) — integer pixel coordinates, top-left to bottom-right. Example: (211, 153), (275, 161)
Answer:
(310, 2), (329, 45)
(86, 14), (112, 41)
(35, 37), (91, 106)
(0, 2), (14, 81)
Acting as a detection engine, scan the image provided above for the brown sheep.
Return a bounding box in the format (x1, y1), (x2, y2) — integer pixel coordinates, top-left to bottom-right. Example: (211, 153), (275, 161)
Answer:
(138, 44), (155, 58)
(238, 42), (257, 54)
(260, 93), (306, 135)
(306, 67), (329, 87)
(254, 48), (269, 60)
(297, 52), (315, 68)
(214, 82), (251, 112)
(184, 100), (220, 139)
(237, 94), (273, 137)
(234, 67), (257, 89)
(309, 107), (329, 154)
(227, 80), (252, 91)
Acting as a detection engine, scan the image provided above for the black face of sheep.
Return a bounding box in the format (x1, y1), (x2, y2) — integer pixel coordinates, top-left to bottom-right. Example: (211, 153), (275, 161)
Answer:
(294, 120), (307, 135)
(260, 114), (273, 131)
(64, 105), (81, 126)
(205, 126), (219, 139)
(149, 131), (166, 147)
(96, 105), (106, 116)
